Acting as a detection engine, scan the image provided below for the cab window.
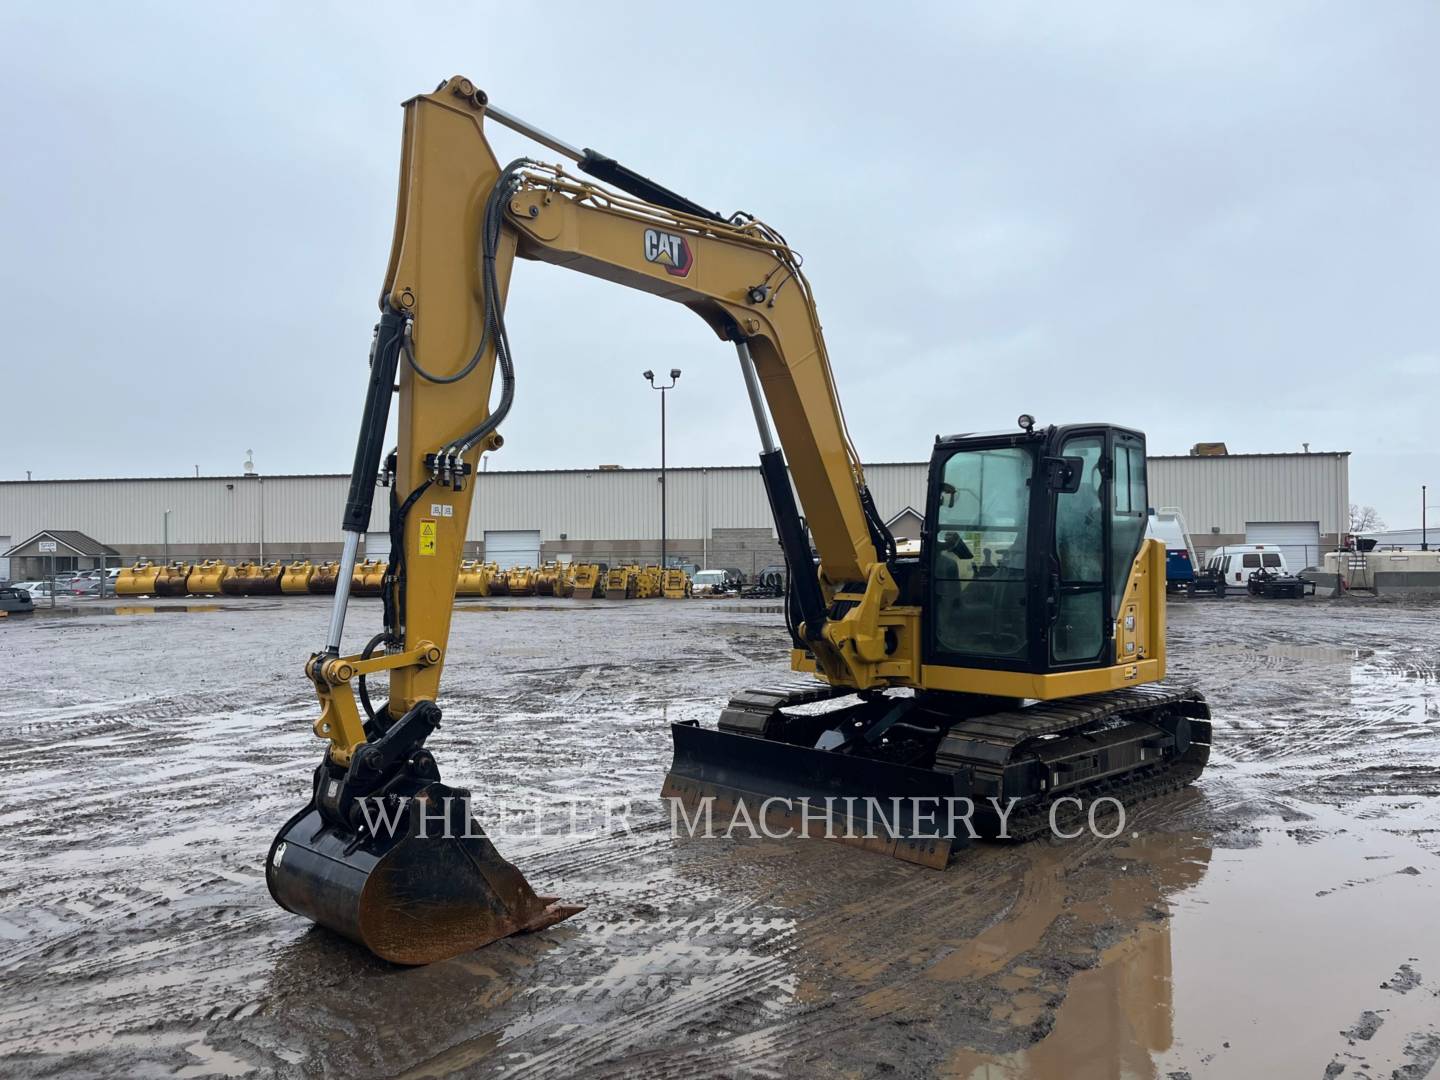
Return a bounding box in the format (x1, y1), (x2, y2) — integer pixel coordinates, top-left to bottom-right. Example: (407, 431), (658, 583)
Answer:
(1242, 553), (1261, 568)
(1109, 434), (1147, 620)
(1051, 435), (1105, 663)
(1262, 553), (1281, 567)
(932, 446), (1032, 660)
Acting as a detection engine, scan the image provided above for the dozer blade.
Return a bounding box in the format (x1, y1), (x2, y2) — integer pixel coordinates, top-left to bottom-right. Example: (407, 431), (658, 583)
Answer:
(267, 777), (581, 965)
(663, 722), (972, 869)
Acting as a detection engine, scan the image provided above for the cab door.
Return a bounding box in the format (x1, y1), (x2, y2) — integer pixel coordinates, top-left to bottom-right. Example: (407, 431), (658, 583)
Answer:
(1048, 431), (1108, 665)
(1047, 427), (1148, 668)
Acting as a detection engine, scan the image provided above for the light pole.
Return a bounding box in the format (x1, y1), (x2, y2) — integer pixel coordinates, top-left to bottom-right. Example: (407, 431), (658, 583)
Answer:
(258, 474), (265, 563)
(644, 368), (681, 567)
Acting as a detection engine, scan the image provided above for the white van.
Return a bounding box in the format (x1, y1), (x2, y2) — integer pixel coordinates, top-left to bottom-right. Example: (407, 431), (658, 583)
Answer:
(1203, 545), (1289, 587)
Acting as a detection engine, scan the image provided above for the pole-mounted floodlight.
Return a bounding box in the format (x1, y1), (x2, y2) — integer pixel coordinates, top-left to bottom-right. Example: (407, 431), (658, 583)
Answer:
(645, 368), (681, 567)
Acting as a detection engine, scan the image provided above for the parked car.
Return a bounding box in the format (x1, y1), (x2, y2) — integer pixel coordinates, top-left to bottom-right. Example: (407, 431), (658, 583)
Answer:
(0, 587), (34, 613)
(13, 581), (57, 602)
(70, 577), (102, 596)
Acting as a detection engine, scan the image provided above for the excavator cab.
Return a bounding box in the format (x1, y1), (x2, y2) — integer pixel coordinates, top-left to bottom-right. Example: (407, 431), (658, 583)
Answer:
(920, 422), (1152, 676)
(665, 418), (1206, 866)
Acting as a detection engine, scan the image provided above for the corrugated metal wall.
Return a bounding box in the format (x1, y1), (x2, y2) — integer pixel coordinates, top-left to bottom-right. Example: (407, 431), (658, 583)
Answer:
(0, 475), (356, 547)
(1147, 453), (1348, 534)
(0, 454), (1347, 547)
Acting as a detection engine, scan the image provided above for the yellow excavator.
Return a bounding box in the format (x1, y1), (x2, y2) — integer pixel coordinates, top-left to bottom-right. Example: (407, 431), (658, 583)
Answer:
(266, 77), (1210, 965)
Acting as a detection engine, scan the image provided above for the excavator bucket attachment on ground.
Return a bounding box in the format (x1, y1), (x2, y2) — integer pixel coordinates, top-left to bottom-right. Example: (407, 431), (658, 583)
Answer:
(267, 703), (581, 965)
(187, 560), (233, 595)
(154, 563), (193, 596)
(280, 561), (315, 594)
(351, 560), (387, 597)
(506, 568), (537, 596)
(116, 560), (162, 596)
(268, 783), (580, 965)
(308, 562), (340, 594)
(223, 561), (285, 596)
(570, 564), (605, 598)
(604, 566), (635, 598)
(455, 560), (493, 597)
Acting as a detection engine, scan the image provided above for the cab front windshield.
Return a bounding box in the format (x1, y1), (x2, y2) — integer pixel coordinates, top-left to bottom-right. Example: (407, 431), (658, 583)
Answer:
(931, 445), (1032, 660)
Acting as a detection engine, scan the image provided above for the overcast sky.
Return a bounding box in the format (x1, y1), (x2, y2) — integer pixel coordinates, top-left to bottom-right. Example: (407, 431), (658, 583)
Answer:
(3, 2), (1435, 526)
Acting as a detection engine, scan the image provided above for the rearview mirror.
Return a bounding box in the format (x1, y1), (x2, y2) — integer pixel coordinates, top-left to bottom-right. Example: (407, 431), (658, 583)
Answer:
(1043, 455), (1084, 494)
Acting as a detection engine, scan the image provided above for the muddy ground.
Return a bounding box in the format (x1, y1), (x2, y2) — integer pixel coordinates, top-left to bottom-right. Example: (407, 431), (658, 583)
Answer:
(1, 594), (1437, 1079)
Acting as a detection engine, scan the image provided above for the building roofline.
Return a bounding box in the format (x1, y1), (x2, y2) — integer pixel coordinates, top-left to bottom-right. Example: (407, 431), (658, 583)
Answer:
(1148, 451), (1349, 460)
(3, 529), (120, 557)
(0, 451), (1350, 486)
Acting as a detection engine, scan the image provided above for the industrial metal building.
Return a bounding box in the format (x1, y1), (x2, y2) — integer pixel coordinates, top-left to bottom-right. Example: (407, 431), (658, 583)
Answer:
(0, 450), (1349, 577)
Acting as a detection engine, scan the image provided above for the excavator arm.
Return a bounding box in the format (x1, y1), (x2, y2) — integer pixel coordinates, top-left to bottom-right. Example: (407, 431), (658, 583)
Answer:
(268, 76), (910, 963)
(328, 76), (915, 759)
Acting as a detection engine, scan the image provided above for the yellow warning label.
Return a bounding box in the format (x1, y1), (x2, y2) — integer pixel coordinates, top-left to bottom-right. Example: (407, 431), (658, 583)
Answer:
(418, 519), (437, 556)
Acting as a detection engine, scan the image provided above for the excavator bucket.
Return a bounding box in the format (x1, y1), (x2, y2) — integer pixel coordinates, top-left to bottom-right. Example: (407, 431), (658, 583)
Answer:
(351, 560), (388, 597)
(455, 560), (492, 597)
(308, 561), (340, 594)
(506, 567), (537, 596)
(570, 564), (605, 598)
(604, 566), (634, 598)
(267, 703), (581, 965)
(154, 562), (193, 596)
(280, 561), (315, 594)
(223, 561), (285, 596)
(116, 560), (161, 596)
(187, 560), (233, 596)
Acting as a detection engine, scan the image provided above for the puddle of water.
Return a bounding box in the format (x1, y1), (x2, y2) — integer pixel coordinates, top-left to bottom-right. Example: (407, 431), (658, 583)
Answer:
(945, 801), (1439, 1078)
(453, 604), (612, 614)
(112, 605), (225, 616)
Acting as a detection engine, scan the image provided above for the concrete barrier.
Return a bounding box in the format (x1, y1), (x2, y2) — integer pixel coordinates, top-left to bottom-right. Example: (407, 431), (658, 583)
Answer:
(1312, 550), (1440, 597)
